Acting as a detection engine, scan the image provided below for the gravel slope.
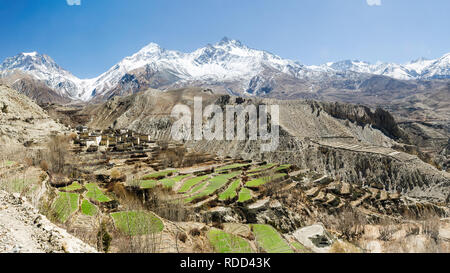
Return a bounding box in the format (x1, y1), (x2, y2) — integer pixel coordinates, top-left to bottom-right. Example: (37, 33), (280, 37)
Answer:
(0, 190), (96, 253)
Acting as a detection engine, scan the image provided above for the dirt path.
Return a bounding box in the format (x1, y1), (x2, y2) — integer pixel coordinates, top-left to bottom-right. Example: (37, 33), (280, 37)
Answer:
(0, 190), (97, 253)
(0, 209), (43, 253)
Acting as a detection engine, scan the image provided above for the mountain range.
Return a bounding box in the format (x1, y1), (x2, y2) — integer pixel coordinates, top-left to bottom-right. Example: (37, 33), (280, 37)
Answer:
(0, 37), (449, 103)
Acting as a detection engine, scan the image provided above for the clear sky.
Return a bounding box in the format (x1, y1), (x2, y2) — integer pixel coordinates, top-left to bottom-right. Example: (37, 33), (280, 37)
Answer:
(0, 0), (449, 78)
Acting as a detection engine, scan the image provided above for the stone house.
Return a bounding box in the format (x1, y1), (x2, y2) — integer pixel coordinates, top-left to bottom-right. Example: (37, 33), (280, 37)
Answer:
(88, 136), (102, 146)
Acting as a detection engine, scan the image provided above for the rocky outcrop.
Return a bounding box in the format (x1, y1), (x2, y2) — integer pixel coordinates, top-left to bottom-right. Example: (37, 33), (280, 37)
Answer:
(0, 85), (66, 147)
(188, 136), (449, 203)
(293, 224), (334, 253)
(313, 101), (407, 142)
(0, 190), (96, 253)
(0, 72), (71, 106)
(82, 88), (449, 203)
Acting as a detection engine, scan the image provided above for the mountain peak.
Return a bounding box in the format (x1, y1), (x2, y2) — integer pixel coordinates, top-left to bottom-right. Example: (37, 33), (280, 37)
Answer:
(410, 57), (429, 64)
(139, 42), (164, 54)
(0, 51), (59, 71)
(22, 52), (39, 57)
(1, 41), (449, 102)
(439, 52), (450, 60)
(216, 37), (244, 47)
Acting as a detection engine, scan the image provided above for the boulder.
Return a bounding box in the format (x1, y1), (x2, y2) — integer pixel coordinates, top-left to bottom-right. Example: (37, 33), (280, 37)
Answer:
(340, 182), (351, 195)
(247, 198), (270, 212)
(293, 224), (334, 253)
(313, 175), (333, 186)
(305, 186), (320, 198)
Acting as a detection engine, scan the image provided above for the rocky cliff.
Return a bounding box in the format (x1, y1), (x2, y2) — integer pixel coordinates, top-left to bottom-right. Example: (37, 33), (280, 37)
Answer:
(81, 88), (449, 203)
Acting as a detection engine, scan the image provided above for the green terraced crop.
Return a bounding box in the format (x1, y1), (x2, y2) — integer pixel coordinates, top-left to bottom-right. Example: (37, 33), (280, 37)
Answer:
(159, 174), (190, 189)
(111, 211), (164, 236)
(81, 199), (98, 216)
(251, 224), (293, 253)
(85, 183), (112, 203)
(52, 192), (79, 223)
(237, 188), (252, 203)
(178, 175), (210, 193)
(61, 182), (83, 192)
(189, 180), (208, 194)
(183, 181), (208, 203)
(141, 175), (189, 189)
(275, 164), (292, 172)
(245, 173), (287, 187)
(185, 172), (240, 203)
(247, 163), (275, 173)
(141, 169), (177, 180)
(140, 180), (159, 189)
(219, 179), (240, 201)
(291, 241), (311, 253)
(216, 163), (251, 172)
(208, 229), (254, 253)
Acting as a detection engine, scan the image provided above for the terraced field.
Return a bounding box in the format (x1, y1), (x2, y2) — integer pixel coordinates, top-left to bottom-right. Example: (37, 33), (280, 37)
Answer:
(251, 224), (294, 253)
(237, 188), (253, 203)
(158, 174), (190, 189)
(141, 169), (177, 180)
(178, 175), (210, 193)
(168, 162), (293, 206)
(40, 160), (302, 253)
(51, 192), (80, 223)
(218, 179), (241, 201)
(140, 174), (192, 189)
(61, 182), (83, 192)
(245, 173), (287, 187)
(216, 163), (251, 172)
(275, 164), (292, 172)
(85, 183), (112, 203)
(110, 211), (164, 236)
(184, 172), (240, 203)
(207, 224), (298, 253)
(207, 229), (253, 253)
(139, 180), (159, 189)
(81, 199), (98, 216)
(291, 241), (311, 253)
(247, 163), (275, 174)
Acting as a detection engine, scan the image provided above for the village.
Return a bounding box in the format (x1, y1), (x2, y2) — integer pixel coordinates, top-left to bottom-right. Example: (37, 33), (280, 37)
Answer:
(73, 126), (156, 153)
(70, 125), (220, 172)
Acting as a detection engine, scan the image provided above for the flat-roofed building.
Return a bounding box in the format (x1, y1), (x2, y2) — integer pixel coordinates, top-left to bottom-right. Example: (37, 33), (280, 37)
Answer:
(88, 136), (102, 146)
(138, 134), (151, 143)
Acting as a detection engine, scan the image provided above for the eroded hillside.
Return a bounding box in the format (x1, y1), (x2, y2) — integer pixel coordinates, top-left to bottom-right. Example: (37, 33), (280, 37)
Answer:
(81, 88), (450, 203)
(0, 84), (66, 149)
(0, 85), (448, 253)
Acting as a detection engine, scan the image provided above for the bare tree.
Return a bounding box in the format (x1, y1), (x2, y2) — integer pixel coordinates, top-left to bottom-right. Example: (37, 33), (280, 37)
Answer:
(334, 207), (367, 241)
(46, 135), (71, 174)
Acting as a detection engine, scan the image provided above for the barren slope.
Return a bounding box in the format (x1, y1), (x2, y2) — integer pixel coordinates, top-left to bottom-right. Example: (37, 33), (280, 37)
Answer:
(0, 84), (66, 149)
(81, 88), (450, 202)
(0, 190), (96, 253)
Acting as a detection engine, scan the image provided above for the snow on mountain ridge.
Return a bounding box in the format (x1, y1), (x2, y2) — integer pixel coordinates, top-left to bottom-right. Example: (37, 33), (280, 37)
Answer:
(85, 37), (308, 99)
(0, 52), (85, 99)
(314, 55), (450, 80)
(1, 39), (449, 101)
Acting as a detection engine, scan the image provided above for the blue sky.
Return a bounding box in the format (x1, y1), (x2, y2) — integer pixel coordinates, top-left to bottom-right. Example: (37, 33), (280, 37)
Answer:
(0, 0), (449, 78)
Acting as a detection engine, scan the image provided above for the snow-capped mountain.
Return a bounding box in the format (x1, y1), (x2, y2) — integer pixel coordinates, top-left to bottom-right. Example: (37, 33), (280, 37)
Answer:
(0, 38), (449, 102)
(420, 53), (450, 79)
(0, 52), (88, 99)
(404, 57), (435, 75)
(87, 37), (312, 99)
(317, 54), (450, 81)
